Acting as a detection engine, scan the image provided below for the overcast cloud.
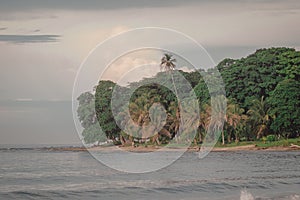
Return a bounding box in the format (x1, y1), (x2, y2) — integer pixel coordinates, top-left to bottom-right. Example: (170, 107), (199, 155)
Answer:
(0, 0), (299, 144)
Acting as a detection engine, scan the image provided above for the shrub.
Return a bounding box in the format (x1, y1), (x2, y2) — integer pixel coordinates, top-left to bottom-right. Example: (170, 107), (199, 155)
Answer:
(267, 134), (276, 142)
(262, 136), (267, 143)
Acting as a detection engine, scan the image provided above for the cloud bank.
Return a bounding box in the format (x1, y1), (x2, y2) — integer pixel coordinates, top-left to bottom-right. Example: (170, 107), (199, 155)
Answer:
(0, 34), (60, 43)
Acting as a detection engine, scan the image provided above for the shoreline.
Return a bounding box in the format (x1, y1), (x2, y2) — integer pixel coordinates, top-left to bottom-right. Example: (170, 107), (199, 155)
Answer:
(119, 144), (300, 152)
(18, 144), (300, 152)
(1, 144), (300, 152)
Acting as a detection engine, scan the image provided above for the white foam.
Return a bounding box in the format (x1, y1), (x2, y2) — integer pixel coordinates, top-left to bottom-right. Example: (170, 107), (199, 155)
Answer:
(240, 189), (254, 200)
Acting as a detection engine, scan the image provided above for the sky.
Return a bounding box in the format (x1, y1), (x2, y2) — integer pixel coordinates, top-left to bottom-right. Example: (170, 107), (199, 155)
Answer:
(0, 0), (300, 145)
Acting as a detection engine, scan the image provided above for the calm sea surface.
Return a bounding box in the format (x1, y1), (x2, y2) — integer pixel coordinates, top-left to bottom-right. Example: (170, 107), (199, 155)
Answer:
(0, 147), (299, 200)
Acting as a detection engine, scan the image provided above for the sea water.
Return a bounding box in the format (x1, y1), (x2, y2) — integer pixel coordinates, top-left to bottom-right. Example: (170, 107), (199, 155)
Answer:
(0, 147), (299, 200)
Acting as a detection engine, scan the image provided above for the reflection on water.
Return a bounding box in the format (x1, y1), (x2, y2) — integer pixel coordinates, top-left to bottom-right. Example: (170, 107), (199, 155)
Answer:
(0, 150), (299, 200)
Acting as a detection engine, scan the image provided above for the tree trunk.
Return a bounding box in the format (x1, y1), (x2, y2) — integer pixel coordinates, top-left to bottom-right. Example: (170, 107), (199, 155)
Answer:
(155, 137), (161, 145)
(120, 135), (126, 146)
(194, 138), (197, 146)
(199, 132), (203, 143)
(222, 131), (225, 145)
(227, 134), (231, 143)
(235, 132), (240, 143)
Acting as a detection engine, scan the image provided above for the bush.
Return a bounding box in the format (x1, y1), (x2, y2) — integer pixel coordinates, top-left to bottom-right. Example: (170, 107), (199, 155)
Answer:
(262, 136), (267, 143)
(267, 134), (276, 142)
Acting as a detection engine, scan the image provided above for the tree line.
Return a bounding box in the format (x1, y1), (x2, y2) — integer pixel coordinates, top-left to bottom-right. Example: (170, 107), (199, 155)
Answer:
(77, 47), (300, 146)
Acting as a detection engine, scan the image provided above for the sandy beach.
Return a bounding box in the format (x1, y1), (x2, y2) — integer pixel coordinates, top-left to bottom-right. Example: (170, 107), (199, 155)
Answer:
(40, 144), (300, 152)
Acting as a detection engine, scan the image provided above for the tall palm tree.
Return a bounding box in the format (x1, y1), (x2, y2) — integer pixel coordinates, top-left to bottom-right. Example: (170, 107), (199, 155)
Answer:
(160, 53), (179, 98)
(160, 53), (176, 71)
(160, 53), (180, 142)
(247, 96), (271, 139)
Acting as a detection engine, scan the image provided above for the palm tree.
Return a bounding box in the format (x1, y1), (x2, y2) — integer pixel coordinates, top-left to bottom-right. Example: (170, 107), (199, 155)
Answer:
(160, 53), (179, 98)
(160, 53), (181, 142)
(198, 103), (211, 143)
(178, 99), (200, 144)
(206, 95), (227, 145)
(199, 98), (246, 145)
(167, 101), (180, 139)
(226, 102), (247, 142)
(247, 96), (271, 139)
(160, 53), (176, 71)
(117, 91), (172, 146)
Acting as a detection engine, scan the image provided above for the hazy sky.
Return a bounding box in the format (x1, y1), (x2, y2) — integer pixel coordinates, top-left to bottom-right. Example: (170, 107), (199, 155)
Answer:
(0, 0), (300, 144)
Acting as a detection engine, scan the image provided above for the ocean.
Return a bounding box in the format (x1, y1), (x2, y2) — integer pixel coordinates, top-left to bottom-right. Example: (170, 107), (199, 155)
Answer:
(0, 147), (299, 200)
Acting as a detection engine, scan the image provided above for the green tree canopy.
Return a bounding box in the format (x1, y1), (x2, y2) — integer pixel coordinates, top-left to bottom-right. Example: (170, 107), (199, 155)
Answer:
(268, 79), (300, 137)
(95, 80), (121, 142)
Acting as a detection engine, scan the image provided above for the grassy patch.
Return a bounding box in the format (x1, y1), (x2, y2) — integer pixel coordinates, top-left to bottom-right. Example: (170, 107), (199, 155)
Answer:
(120, 137), (300, 149)
(255, 138), (300, 147)
(213, 137), (300, 148)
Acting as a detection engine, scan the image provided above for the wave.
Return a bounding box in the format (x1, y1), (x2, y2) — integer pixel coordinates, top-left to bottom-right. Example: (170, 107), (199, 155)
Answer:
(1, 189), (299, 200)
(240, 189), (300, 200)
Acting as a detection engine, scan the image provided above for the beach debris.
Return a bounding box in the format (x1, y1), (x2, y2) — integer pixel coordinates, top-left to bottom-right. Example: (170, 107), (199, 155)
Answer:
(290, 144), (300, 149)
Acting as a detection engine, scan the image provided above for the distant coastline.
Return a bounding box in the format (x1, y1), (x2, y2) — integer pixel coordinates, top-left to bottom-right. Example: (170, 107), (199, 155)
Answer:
(1, 144), (300, 152)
